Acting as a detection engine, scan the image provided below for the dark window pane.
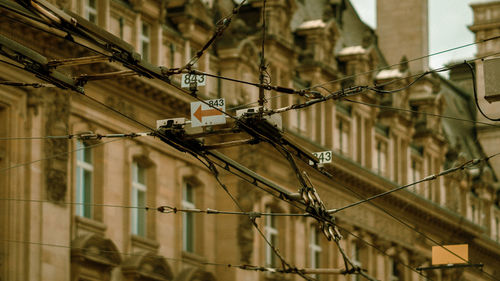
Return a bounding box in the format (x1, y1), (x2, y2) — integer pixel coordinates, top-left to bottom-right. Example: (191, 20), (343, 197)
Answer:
(83, 170), (92, 218)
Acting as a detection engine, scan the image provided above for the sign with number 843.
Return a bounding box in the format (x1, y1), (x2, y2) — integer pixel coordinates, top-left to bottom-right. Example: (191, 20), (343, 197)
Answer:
(181, 73), (206, 88)
(312, 151), (332, 164)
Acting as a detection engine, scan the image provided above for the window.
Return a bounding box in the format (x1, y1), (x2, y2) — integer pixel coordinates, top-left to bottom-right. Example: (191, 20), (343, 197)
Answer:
(334, 118), (349, 155)
(309, 226), (321, 280)
(374, 140), (387, 176)
(471, 203), (477, 223)
(182, 181), (195, 252)
(389, 258), (400, 281)
(140, 23), (151, 61)
(131, 161), (147, 236)
(408, 159), (421, 193)
(84, 0), (97, 24)
(469, 194), (480, 224)
(289, 98), (307, 133)
(265, 206), (279, 267)
(76, 140), (93, 218)
(495, 216), (499, 243)
(351, 242), (361, 281)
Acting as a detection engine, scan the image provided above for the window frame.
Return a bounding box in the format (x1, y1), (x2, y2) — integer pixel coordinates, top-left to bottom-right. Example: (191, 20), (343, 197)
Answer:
(389, 258), (400, 281)
(76, 140), (93, 218)
(373, 137), (388, 177)
(408, 157), (423, 193)
(84, 0), (97, 24)
(309, 225), (322, 280)
(334, 115), (350, 156)
(131, 161), (147, 236)
(351, 241), (361, 281)
(182, 181), (196, 253)
(140, 22), (151, 62)
(264, 206), (279, 267)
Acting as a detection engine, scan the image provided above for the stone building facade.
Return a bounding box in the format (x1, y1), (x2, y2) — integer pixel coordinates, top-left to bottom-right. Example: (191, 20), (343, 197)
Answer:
(469, 0), (500, 179)
(0, 0), (499, 281)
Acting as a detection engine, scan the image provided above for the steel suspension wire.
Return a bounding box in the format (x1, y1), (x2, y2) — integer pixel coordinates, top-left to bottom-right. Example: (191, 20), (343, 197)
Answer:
(175, 0), (248, 73)
(300, 157), (500, 281)
(465, 61), (500, 121)
(304, 35), (500, 91)
(0, 132), (152, 140)
(0, 138), (122, 173)
(337, 226), (435, 281)
(329, 153), (500, 214)
(202, 158), (309, 280)
(344, 98), (500, 128)
(0, 3), (496, 278)
(204, 150), (428, 281)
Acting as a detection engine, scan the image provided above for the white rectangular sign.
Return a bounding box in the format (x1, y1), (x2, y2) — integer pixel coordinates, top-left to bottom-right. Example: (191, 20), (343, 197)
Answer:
(181, 73), (206, 88)
(312, 151), (332, 164)
(190, 98), (226, 127)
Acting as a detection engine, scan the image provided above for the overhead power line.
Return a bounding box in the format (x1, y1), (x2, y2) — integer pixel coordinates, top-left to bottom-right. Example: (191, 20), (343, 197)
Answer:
(0, 138), (121, 173)
(0, 80), (55, 87)
(344, 99), (500, 128)
(465, 61), (500, 121)
(305, 35), (500, 91)
(329, 152), (500, 214)
(157, 205), (309, 217)
(1, 3), (498, 281)
(0, 131), (152, 141)
(0, 197), (309, 218)
(172, 0), (248, 73)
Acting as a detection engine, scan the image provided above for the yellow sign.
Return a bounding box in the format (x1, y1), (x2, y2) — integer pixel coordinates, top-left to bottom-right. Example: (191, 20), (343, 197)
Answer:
(432, 244), (468, 265)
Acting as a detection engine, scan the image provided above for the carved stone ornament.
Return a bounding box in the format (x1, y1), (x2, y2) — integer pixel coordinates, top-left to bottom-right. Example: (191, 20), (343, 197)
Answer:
(122, 251), (173, 281)
(173, 267), (216, 281)
(71, 233), (121, 268)
(44, 89), (70, 202)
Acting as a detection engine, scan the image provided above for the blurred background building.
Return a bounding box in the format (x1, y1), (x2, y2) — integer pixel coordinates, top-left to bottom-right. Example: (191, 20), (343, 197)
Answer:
(0, 0), (499, 281)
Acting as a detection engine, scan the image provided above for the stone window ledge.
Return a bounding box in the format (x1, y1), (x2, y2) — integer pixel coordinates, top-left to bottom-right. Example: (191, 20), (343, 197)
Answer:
(74, 215), (106, 237)
(182, 250), (207, 266)
(131, 234), (159, 253)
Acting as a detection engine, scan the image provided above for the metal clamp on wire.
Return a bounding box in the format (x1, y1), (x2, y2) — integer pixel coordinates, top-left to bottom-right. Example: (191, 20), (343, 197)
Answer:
(76, 131), (98, 140)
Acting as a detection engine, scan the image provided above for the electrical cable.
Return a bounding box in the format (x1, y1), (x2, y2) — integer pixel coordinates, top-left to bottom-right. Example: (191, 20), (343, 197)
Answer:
(288, 147), (500, 281)
(258, 0), (268, 109)
(1, 4), (498, 278)
(312, 163), (500, 281)
(174, 0), (248, 73)
(0, 238), (292, 273)
(0, 197), (310, 218)
(203, 159), (301, 276)
(156, 205), (309, 217)
(337, 226), (434, 281)
(344, 98), (500, 128)
(203, 152), (410, 281)
(0, 81), (55, 88)
(329, 152), (500, 214)
(0, 138), (121, 173)
(465, 61), (500, 121)
(305, 35), (500, 91)
(0, 132), (152, 140)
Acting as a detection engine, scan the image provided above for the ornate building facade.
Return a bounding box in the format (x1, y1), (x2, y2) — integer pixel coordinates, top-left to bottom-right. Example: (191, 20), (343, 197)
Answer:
(0, 0), (499, 281)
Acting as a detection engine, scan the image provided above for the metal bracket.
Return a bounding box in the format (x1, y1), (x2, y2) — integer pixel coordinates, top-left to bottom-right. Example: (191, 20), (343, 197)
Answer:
(156, 118), (188, 129)
(47, 55), (109, 67)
